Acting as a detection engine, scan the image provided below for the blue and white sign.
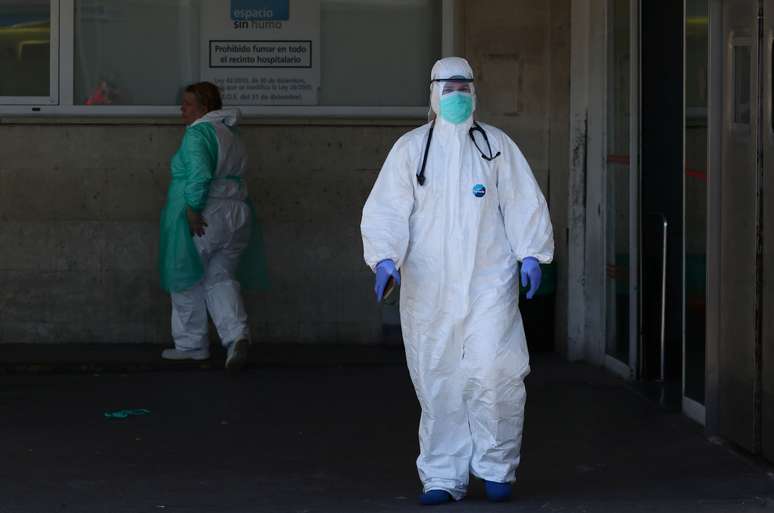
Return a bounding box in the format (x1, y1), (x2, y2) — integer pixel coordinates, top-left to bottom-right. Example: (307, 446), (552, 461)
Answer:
(202, 0), (320, 106)
(231, 0), (289, 21)
(473, 184), (487, 198)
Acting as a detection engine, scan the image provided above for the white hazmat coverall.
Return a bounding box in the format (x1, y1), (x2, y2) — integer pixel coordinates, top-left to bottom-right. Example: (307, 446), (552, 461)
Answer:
(361, 57), (554, 500)
(169, 109), (251, 352)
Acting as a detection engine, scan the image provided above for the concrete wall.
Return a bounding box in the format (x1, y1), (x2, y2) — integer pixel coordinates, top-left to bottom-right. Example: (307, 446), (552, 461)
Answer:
(549, 0), (572, 357)
(0, 3), (572, 346)
(0, 121), (409, 344)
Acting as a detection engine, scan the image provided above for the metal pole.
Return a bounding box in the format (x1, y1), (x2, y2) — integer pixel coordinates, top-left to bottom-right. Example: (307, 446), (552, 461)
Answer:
(661, 217), (668, 382)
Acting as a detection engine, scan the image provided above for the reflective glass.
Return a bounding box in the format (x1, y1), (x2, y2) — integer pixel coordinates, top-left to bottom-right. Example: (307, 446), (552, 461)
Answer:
(75, 0), (441, 106)
(75, 1), (199, 105)
(0, 0), (50, 97)
(684, 0), (708, 404)
(733, 45), (751, 125)
(319, 0), (441, 106)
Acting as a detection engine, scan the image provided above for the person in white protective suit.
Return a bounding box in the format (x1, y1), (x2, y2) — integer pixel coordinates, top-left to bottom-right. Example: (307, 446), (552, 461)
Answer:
(158, 82), (256, 370)
(361, 57), (554, 505)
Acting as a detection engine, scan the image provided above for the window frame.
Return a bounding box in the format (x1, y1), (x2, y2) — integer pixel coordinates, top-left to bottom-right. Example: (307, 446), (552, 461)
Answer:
(0, 0), (60, 106)
(0, 0), (454, 118)
(728, 34), (753, 132)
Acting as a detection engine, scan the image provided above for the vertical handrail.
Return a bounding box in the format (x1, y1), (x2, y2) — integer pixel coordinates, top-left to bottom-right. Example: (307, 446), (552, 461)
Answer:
(660, 217), (668, 382)
(642, 211), (668, 381)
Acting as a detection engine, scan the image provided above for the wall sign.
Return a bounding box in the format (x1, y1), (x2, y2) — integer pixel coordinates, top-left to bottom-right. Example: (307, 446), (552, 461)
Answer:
(201, 0), (320, 105)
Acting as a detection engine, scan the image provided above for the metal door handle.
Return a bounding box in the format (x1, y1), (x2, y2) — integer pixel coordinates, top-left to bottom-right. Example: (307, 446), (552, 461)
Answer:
(641, 212), (668, 381)
(659, 216), (668, 382)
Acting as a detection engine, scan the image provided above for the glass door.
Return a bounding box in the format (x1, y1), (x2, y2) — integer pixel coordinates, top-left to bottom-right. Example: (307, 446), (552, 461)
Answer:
(683, 0), (709, 422)
(606, 0), (633, 369)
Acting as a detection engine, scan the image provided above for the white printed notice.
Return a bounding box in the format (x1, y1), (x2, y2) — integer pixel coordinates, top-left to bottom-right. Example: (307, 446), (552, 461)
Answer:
(201, 1), (320, 105)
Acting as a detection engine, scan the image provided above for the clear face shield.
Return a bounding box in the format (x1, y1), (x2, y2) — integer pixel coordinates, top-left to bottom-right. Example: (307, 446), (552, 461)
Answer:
(429, 76), (474, 123)
(438, 79), (473, 95)
(418, 75), (499, 186)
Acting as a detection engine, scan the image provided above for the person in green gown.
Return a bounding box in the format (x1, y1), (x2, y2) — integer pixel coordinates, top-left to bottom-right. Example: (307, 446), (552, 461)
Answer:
(158, 82), (266, 370)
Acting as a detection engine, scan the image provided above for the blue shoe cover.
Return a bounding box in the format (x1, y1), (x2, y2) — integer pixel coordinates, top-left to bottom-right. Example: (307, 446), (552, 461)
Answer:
(419, 489), (453, 506)
(484, 480), (512, 502)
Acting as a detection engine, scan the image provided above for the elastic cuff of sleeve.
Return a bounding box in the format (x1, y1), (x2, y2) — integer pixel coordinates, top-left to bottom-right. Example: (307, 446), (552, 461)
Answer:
(376, 259), (397, 271)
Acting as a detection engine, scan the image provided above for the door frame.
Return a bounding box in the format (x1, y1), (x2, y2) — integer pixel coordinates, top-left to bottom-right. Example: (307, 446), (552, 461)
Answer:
(705, 0), (723, 436)
(628, 0), (642, 376)
(603, 0), (641, 380)
(682, 0), (710, 426)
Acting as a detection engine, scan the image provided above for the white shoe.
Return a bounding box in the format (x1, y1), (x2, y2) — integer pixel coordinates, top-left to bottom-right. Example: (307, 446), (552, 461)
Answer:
(161, 348), (210, 361)
(225, 339), (249, 371)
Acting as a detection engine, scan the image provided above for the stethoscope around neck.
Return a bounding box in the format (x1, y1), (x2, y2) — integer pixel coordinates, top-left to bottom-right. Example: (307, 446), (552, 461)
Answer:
(416, 119), (502, 186)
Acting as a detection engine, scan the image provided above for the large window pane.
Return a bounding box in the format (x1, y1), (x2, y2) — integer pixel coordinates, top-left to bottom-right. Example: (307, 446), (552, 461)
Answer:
(0, 0), (51, 97)
(75, 0), (441, 107)
(75, 0), (199, 105)
(320, 0), (441, 106)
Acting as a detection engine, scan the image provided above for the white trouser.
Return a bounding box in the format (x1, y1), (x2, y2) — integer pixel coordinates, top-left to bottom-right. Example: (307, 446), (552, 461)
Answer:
(402, 300), (530, 500)
(171, 199), (251, 350)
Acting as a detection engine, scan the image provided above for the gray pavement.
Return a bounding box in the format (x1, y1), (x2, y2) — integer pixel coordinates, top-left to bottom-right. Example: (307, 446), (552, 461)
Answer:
(0, 348), (773, 513)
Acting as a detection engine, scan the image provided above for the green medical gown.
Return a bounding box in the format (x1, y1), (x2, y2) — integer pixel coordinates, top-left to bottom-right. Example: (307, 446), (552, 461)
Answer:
(158, 122), (269, 293)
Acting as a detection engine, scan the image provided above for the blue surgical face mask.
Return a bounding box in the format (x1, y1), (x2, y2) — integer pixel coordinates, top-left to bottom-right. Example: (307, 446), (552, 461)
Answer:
(439, 92), (473, 124)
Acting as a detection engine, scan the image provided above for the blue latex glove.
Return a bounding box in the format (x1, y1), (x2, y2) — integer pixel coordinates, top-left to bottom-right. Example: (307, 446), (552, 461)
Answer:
(520, 257), (542, 300)
(374, 259), (401, 303)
